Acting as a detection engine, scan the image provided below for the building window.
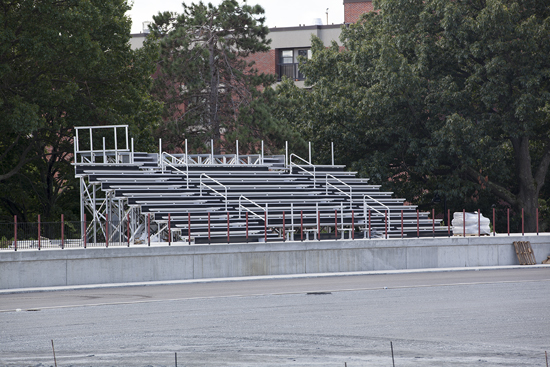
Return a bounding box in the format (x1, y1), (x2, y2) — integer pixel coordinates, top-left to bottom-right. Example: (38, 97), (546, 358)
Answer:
(277, 48), (311, 81)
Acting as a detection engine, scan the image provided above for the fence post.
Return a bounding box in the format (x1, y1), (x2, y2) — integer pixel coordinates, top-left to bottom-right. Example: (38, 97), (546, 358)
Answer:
(300, 210), (304, 241)
(478, 210), (480, 237)
(168, 213), (171, 246)
(368, 209), (372, 239)
(61, 214), (64, 249)
(432, 209), (435, 238)
(536, 208), (539, 235)
(227, 212), (230, 244)
(507, 208), (510, 236)
(493, 208), (496, 237)
(448, 209), (451, 237)
(334, 209), (338, 240)
(105, 213), (108, 248)
(463, 209), (465, 237)
(14, 215), (17, 252)
(127, 213), (130, 247)
(522, 208), (524, 236)
(38, 214), (41, 250)
(385, 210), (388, 239)
(352, 210), (355, 240)
(148, 213), (151, 246)
(188, 213), (191, 245)
(416, 210), (419, 238)
(208, 212), (211, 244)
(264, 210), (267, 243)
(401, 210), (403, 239)
(317, 209), (321, 241)
(83, 214), (87, 249)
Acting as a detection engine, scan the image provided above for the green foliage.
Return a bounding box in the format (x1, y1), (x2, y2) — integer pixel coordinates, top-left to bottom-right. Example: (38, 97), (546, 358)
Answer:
(149, 0), (295, 154)
(280, 0), (550, 232)
(0, 0), (162, 222)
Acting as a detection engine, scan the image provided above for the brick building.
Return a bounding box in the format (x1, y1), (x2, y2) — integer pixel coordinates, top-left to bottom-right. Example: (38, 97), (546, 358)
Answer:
(130, 0), (374, 87)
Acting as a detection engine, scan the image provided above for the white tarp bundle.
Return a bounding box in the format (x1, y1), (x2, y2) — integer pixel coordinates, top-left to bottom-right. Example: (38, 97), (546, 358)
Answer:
(451, 211), (491, 235)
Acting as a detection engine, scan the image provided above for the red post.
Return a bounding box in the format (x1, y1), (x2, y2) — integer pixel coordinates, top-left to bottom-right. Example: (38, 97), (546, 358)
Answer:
(416, 210), (419, 238)
(188, 213), (191, 245)
(300, 210), (303, 241)
(83, 213), (87, 249)
(448, 209), (451, 237)
(227, 212), (230, 243)
(507, 208), (510, 236)
(536, 208), (539, 235)
(264, 210), (267, 243)
(385, 210), (388, 239)
(478, 210), (480, 237)
(246, 211), (249, 243)
(334, 209), (338, 240)
(105, 213), (108, 248)
(14, 215), (17, 252)
(168, 213), (171, 246)
(127, 213), (130, 247)
(148, 213), (151, 246)
(368, 210), (371, 239)
(283, 211), (286, 242)
(521, 208), (525, 236)
(493, 208), (496, 236)
(432, 209), (435, 238)
(462, 209), (465, 237)
(317, 209), (321, 241)
(61, 214), (65, 249)
(208, 212), (211, 244)
(38, 214), (41, 250)
(401, 210), (403, 239)
(351, 210), (355, 240)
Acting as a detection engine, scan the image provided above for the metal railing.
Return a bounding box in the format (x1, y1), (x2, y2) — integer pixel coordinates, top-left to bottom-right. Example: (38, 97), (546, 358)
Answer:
(238, 195), (268, 226)
(200, 174), (228, 210)
(161, 152), (189, 188)
(325, 174), (353, 209)
(363, 194), (391, 228)
(289, 153), (316, 184)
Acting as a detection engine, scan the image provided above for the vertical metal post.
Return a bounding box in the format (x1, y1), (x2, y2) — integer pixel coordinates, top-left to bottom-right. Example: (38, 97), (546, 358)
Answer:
(61, 214), (65, 249)
(432, 209), (435, 238)
(536, 208), (539, 235)
(83, 213), (87, 249)
(416, 210), (419, 238)
(103, 137), (106, 163)
(168, 213), (171, 246)
(127, 213), (130, 247)
(283, 211), (286, 241)
(448, 209), (451, 237)
(261, 140), (264, 165)
(300, 210), (304, 241)
(227, 212), (230, 243)
(185, 139), (189, 189)
(38, 214), (41, 250)
(334, 209), (338, 240)
(493, 208), (496, 236)
(14, 215), (17, 252)
(351, 210), (355, 240)
(105, 213), (109, 248)
(114, 126), (118, 163)
(309, 142), (312, 164)
(211, 139), (214, 163)
(147, 213), (151, 246)
(507, 208), (510, 236)
(368, 210), (372, 239)
(521, 208), (525, 236)
(246, 211), (249, 243)
(401, 210), (403, 239)
(208, 212), (211, 244)
(331, 142), (334, 166)
(291, 203), (294, 241)
(236, 140), (239, 164)
(285, 141), (288, 169)
(264, 209), (267, 243)
(131, 138), (134, 164)
(478, 210), (480, 237)
(385, 210), (388, 239)
(463, 209), (465, 237)
(188, 213), (191, 245)
(317, 208), (321, 241)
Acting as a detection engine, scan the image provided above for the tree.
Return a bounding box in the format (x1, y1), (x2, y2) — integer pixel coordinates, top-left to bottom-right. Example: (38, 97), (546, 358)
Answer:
(280, 0), (550, 232)
(0, 0), (162, 222)
(149, 0), (290, 154)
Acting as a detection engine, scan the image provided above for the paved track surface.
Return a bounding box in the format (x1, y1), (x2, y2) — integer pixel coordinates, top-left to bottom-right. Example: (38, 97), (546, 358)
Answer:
(1, 267), (549, 366)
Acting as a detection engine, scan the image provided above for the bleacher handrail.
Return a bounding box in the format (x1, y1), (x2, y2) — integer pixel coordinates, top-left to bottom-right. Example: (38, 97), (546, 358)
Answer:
(289, 153), (316, 185)
(200, 174), (228, 210)
(238, 195), (267, 225)
(363, 194), (391, 228)
(161, 152), (189, 189)
(325, 174), (353, 209)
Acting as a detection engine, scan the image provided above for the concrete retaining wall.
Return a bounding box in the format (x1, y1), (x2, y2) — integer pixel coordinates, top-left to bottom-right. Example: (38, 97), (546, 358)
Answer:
(1, 235), (549, 290)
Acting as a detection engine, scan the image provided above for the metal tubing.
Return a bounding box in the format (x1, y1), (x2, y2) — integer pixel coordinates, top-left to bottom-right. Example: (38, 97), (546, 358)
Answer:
(188, 213), (191, 245)
(61, 214), (65, 249)
(208, 212), (211, 244)
(537, 208), (539, 235)
(38, 214), (41, 250)
(309, 142), (312, 164)
(83, 214), (87, 249)
(211, 139), (214, 163)
(14, 215), (17, 251)
(368, 209), (371, 239)
(168, 214), (171, 246)
(521, 208), (525, 236)
(478, 210), (480, 237)
(283, 211), (286, 242)
(507, 208), (510, 236)
(334, 209), (338, 239)
(448, 209), (451, 237)
(331, 142), (334, 166)
(236, 140), (239, 164)
(285, 141), (288, 169)
(148, 213), (151, 246)
(401, 210), (403, 239)
(416, 210), (419, 238)
(105, 213), (108, 248)
(300, 210), (304, 241)
(317, 209), (320, 241)
(463, 209), (465, 237)
(432, 209), (435, 238)
(246, 212), (249, 243)
(261, 140), (264, 165)
(351, 210), (355, 240)
(385, 210), (388, 239)
(227, 212), (230, 243)
(493, 208), (496, 236)
(127, 213), (130, 247)
(264, 210), (267, 243)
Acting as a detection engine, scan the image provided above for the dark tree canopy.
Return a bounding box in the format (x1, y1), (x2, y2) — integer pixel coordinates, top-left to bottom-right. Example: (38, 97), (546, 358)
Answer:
(277, 0), (550, 231)
(149, 0), (302, 155)
(0, 0), (161, 222)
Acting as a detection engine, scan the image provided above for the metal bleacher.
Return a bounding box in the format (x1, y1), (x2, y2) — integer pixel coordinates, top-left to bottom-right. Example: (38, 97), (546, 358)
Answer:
(74, 125), (444, 245)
